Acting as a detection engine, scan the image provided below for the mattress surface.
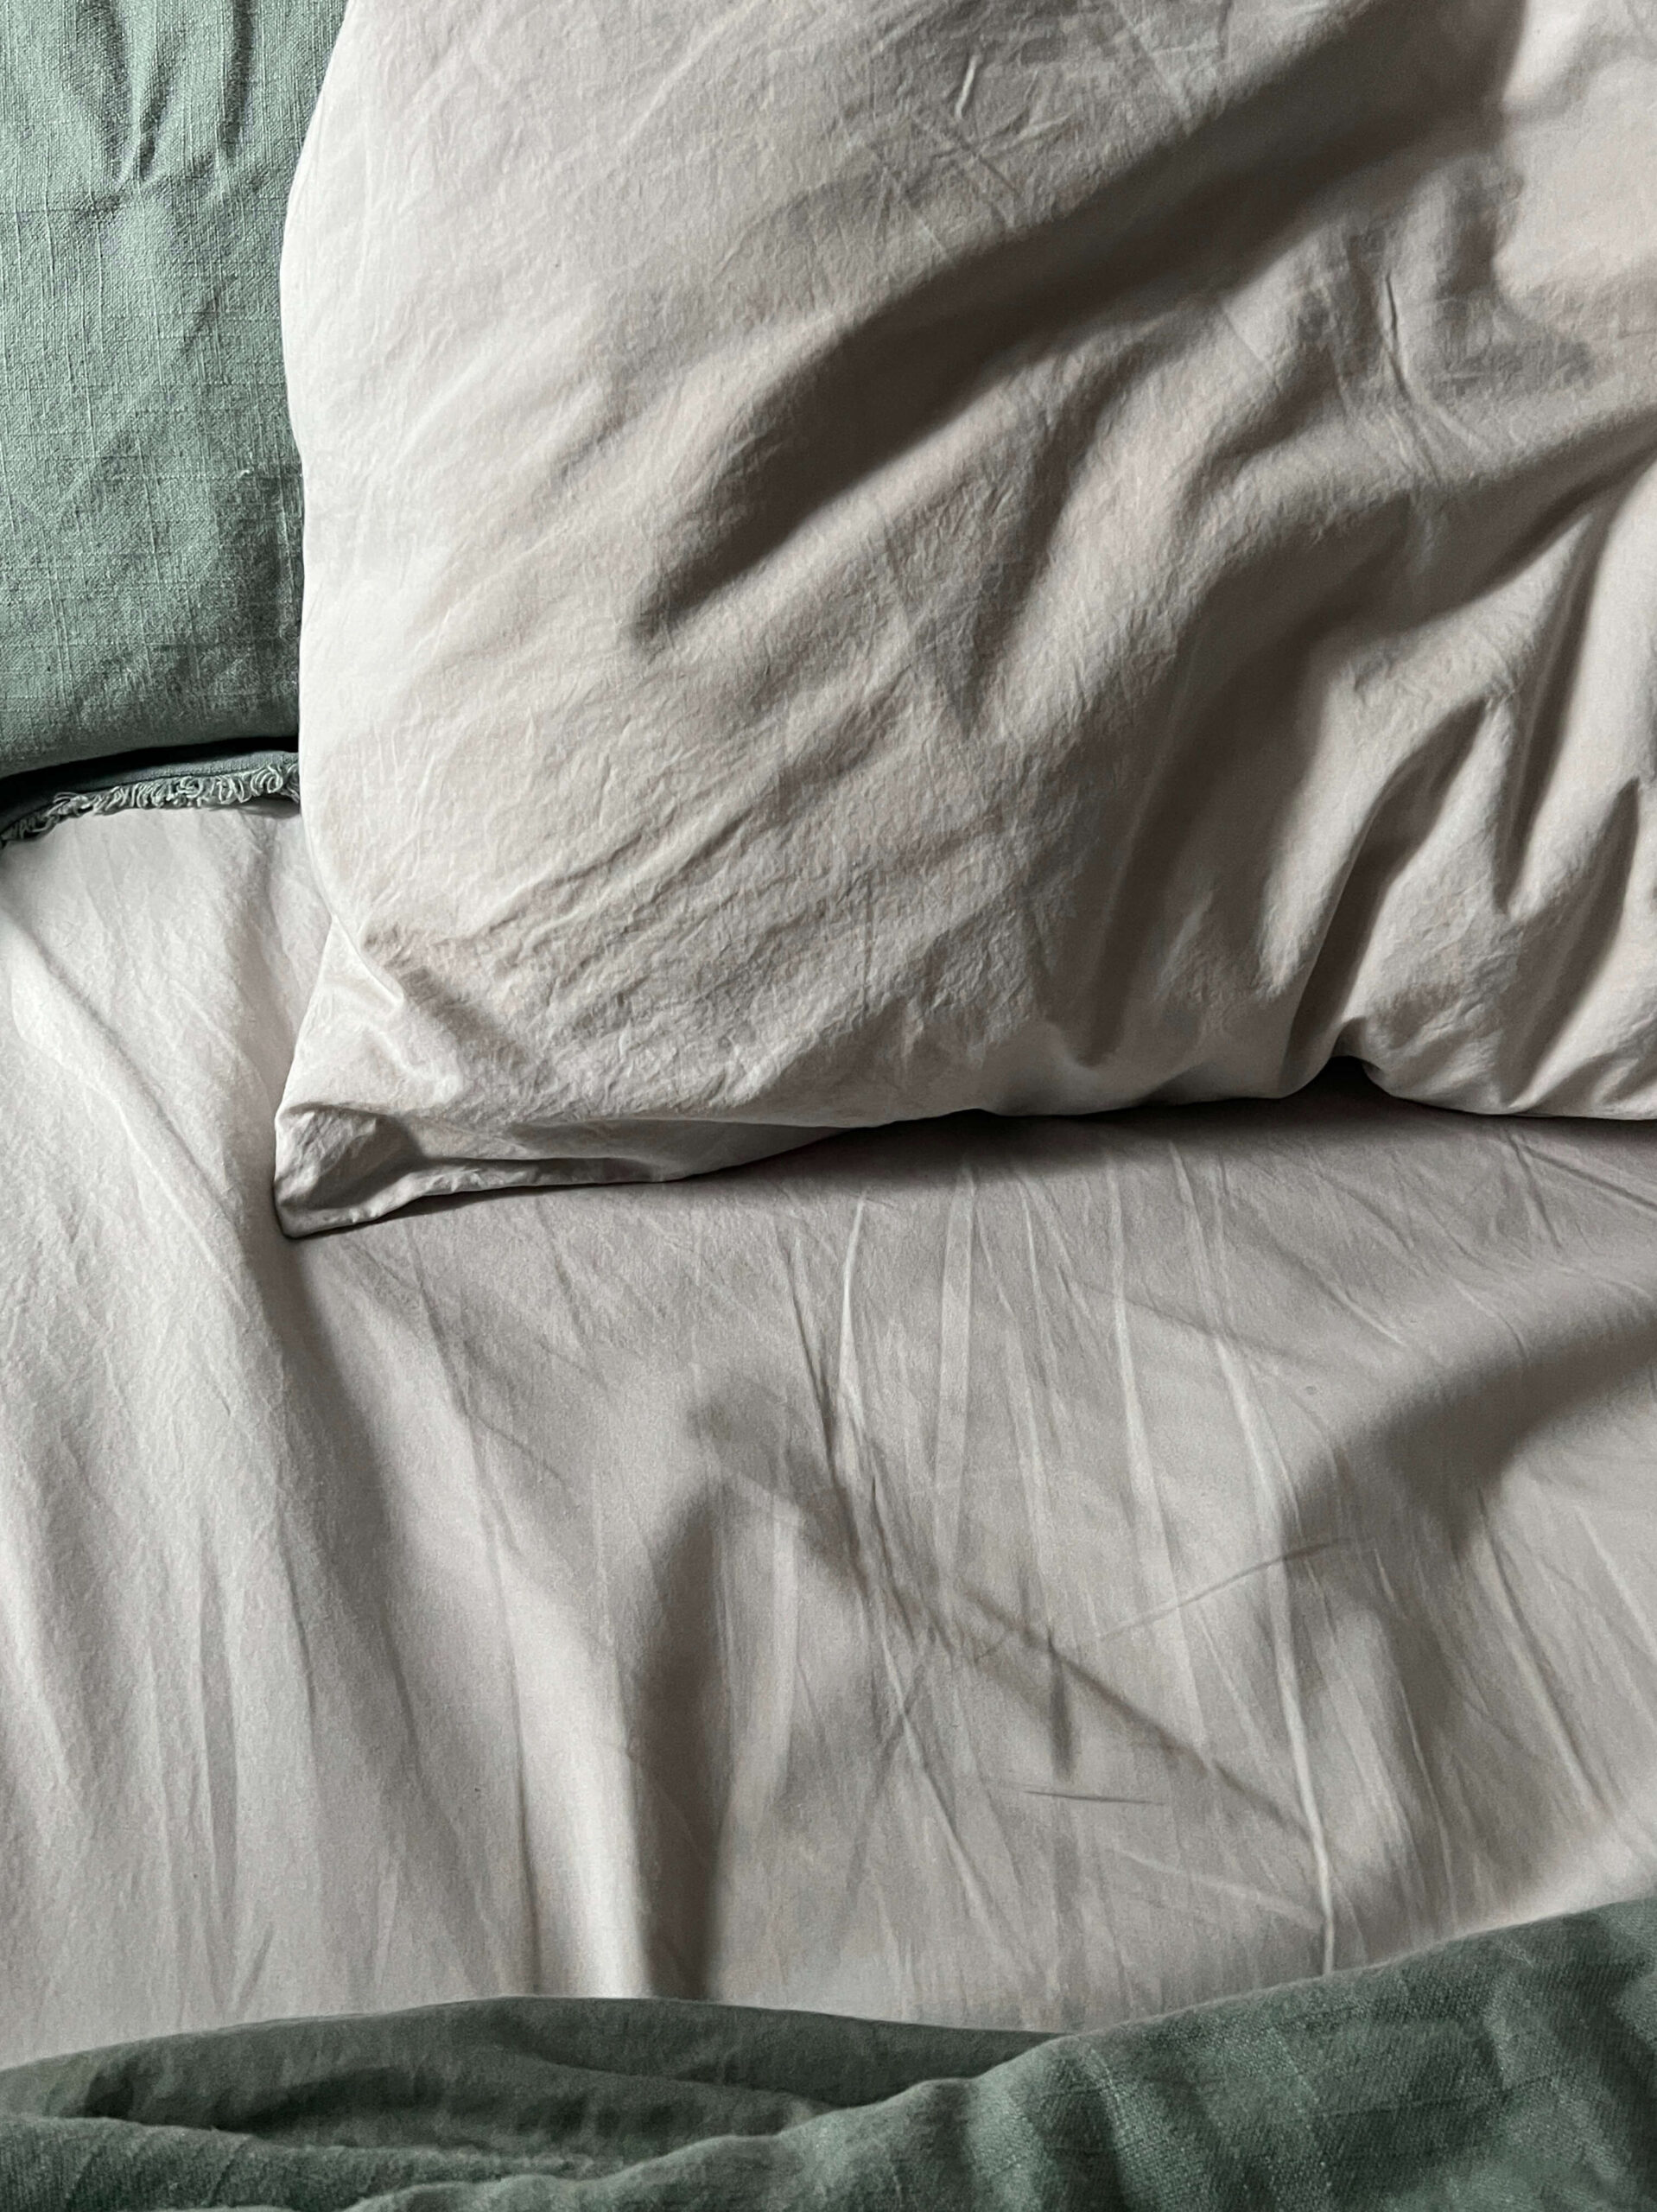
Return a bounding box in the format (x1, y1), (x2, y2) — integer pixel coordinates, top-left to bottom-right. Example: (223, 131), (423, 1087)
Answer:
(3, 805), (1656, 2066)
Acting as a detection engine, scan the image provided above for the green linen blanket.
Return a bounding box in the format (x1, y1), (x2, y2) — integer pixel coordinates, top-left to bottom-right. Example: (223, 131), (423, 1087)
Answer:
(2, 1899), (1652, 2207)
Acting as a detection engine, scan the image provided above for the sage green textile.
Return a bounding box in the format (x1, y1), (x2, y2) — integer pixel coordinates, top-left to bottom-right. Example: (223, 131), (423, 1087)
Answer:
(0, 1), (346, 791)
(2, 1902), (1654, 2207)
(0, 740), (297, 845)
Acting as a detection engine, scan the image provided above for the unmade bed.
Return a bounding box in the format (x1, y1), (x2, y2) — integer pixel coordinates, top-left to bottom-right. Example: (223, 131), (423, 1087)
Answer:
(7, 0), (1657, 2196)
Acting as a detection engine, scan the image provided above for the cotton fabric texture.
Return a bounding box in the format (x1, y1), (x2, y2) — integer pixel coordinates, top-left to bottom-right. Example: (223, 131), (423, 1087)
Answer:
(275, 0), (1657, 1233)
(0, 0), (345, 797)
(2, 1904), (1654, 2207)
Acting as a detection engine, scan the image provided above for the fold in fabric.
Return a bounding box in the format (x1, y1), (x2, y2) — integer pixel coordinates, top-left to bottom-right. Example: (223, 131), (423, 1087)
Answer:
(2, 1899), (1653, 2207)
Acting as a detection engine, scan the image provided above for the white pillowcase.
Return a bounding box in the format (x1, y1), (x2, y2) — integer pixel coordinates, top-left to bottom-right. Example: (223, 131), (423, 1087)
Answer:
(275, 0), (1657, 1233)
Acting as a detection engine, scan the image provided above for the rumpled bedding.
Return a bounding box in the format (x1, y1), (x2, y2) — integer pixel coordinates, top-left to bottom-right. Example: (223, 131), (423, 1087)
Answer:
(3, 1902), (1654, 2209)
(5, 804), (1657, 2067)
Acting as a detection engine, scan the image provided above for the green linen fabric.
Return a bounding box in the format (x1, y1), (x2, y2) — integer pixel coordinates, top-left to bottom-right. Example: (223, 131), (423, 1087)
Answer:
(0, 739), (297, 844)
(1, 1901), (1654, 2208)
(0, 0), (346, 789)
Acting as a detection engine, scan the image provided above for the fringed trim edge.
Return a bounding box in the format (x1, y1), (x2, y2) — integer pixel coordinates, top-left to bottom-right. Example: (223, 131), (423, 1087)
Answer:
(0, 756), (300, 849)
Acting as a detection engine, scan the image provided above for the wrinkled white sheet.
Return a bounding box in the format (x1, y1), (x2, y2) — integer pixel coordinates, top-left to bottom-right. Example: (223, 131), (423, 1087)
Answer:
(4, 804), (1657, 2066)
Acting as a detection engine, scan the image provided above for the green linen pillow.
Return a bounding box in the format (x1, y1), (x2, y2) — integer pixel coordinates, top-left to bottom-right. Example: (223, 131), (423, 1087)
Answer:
(0, 1), (346, 797)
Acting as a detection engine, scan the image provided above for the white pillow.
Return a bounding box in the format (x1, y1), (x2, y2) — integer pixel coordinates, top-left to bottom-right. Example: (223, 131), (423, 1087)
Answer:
(275, 0), (1657, 1233)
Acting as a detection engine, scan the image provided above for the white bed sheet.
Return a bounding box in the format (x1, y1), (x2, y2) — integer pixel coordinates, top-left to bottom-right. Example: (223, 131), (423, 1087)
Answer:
(3, 803), (1656, 2067)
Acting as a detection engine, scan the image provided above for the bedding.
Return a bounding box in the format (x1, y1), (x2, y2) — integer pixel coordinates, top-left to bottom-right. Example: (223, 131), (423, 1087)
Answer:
(8, 800), (1657, 2069)
(3, 1899), (1654, 2208)
(275, 0), (1657, 1235)
(0, 0), (345, 816)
